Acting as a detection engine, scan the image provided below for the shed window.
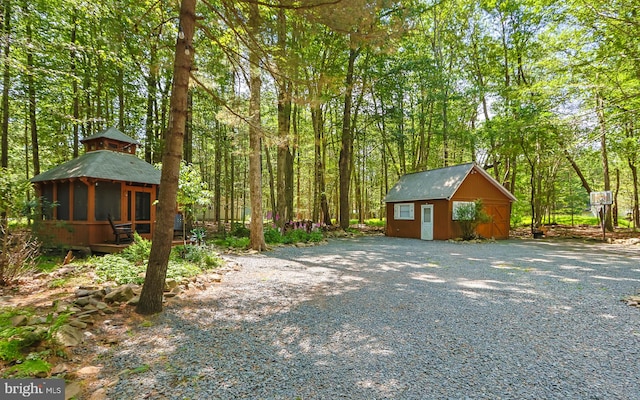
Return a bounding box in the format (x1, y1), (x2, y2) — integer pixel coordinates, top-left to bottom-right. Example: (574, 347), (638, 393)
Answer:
(452, 201), (475, 220)
(394, 203), (414, 220)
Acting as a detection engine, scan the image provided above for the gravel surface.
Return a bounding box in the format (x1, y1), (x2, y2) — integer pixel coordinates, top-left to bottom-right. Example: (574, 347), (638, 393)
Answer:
(101, 236), (640, 399)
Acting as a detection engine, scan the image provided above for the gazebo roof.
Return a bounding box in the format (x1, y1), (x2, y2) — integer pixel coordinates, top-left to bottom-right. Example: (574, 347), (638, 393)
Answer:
(31, 150), (160, 185)
(384, 162), (516, 203)
(81, 127), (140, 145)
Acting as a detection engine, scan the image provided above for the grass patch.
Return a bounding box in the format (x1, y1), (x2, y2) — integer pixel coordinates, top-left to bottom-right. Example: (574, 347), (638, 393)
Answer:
(515, 213), (633, 228)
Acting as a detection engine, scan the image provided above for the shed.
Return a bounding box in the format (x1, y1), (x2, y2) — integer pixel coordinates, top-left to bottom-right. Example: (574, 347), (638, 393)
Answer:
(31, 127), (161, 251)
(384, 163), (517, 240)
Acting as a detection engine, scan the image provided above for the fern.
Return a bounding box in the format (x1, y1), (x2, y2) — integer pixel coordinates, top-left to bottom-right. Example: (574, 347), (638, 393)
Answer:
(5, 359), (51, 378)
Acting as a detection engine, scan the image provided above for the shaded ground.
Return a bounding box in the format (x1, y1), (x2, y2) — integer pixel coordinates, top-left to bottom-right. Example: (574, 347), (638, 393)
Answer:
(92, 236), (640, 399)
(0, 227), (640, 398)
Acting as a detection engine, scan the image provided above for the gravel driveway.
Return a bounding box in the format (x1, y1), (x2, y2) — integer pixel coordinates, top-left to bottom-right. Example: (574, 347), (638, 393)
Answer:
(102, 236), (640, 399)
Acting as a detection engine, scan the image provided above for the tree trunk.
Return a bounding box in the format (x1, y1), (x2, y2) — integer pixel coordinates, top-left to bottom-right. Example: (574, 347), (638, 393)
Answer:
(1, 0), (10, 169)
(276, 8), (294, 226)
(563, 149), (592, 194)
(339, 46), (359, 230)
(25, 11), (39, 176)
(118, 66), (125, 129)
(145, 46), (157, 163)
(214, 122), (222, 226)
(71, 10), (80, 158)
(311, 103), (331, 225)
(136, 0), (196, 315)
(613, 168), (619, 225)
(265, 144), (276, 222)
(183, 89), (193, 164)
(248, 2), (267, 251)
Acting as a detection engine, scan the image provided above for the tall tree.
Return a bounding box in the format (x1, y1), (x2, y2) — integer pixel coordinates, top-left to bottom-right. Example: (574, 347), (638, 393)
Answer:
(137, 0), (196, 315)
(275, 7), (294, 226)
(247, 1), (267, 251)
(1, 0), (10, 169)
(338, 44), (359, 230)
(23, 2), (39, 176)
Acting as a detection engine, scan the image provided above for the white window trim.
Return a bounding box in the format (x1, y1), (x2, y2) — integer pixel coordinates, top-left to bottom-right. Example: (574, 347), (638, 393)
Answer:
(394, 203), (415, 220)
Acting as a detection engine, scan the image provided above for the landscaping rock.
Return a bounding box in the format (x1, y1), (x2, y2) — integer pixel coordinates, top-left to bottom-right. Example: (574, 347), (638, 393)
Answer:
(10, 314), (28, 327)
(68, 319), (88, 329)
(88, 388), (107, 400)
(104, 285), (135, 303)
(55, 324), (84, 347)
(75, 297), (91, 307)
(126, 296), (140, 306)
(164, 278), (179, 291)
(65, 382), (82, 400)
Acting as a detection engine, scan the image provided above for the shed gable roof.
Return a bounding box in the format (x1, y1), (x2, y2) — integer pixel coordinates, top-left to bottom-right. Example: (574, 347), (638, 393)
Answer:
(384, 162), (516, 203)
(30, 150), (160, 185)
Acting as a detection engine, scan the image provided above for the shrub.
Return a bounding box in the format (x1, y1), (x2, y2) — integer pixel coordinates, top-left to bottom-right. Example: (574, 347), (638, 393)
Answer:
(231, 223), (250, 238)
(455, 199), (491, 240)
(94, 243), (223, 285)
(119, 233), (151, 264)
(264, 227), (283, 244)
(214, 236), (250, 249)
(189, 227), (207, 246)
(0, 228), (40, 286)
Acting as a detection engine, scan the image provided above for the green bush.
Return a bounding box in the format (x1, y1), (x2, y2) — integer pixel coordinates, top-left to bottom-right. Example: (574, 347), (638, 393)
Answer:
(214, 236), (250, 249)
(364, 219), (386, 227)
(231, 223), (250, 238)
(264, 227), (283, 244)
(282, 229), (307, 244)
(455, 199), (491, 240)
(119, 233), (152, 264)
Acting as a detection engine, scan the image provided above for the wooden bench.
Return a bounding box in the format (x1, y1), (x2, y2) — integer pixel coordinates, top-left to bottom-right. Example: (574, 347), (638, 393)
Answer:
(108, 214), (134, 244)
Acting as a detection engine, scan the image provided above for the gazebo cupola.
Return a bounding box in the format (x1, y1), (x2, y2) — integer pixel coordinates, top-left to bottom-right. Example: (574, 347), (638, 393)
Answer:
(81, 126), (139, 154)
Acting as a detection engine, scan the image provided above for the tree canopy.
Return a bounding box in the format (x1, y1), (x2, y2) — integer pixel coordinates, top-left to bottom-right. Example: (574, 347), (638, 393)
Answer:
(3, 0), (639, 236)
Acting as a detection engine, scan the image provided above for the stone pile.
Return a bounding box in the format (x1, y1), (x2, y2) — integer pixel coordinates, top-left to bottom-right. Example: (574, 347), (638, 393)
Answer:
(11, 268), (233, 350)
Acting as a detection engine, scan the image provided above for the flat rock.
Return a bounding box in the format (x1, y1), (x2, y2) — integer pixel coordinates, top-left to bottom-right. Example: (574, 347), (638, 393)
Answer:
(76, 365), (102, 377)
(65, 382), (82, 400)
(88, 388), (107, 400)
(104, 285), (135, 303)
(55, 324), (84, 347)
(10, 315), (28, 327)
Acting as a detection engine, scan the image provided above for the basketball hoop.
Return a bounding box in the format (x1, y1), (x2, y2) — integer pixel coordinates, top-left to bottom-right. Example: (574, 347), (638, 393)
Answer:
(590, 191), (612, 241)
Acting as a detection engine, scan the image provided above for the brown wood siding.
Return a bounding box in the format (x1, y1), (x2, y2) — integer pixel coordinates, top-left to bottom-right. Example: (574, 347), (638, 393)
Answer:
(386, 199), (451, 240)
(33, 179), (157, 248)
(386, 201), (421, 238)
(451, 169), (512, 239)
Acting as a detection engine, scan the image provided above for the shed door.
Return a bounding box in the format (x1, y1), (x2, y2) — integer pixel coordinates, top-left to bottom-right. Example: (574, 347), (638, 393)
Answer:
(421, 204), (434, 241)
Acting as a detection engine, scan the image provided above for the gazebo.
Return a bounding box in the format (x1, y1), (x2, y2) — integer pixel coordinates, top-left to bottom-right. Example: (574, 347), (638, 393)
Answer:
(31, 128), (160, 252)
